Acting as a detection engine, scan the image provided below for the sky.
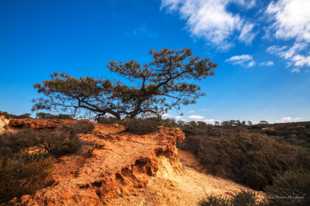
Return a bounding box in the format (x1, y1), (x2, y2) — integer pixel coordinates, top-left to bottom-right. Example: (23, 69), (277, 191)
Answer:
(0, 0), (309, 123)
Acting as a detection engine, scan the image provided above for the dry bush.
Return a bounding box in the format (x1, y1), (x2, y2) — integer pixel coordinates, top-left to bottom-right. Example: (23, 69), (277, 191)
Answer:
(200, 191), (264, 206)
(96, 117), (120, 124)
(180, 123), (310, 190)
(0, 126), (85, 203)
(64, 120), (94, 134)
(0, 155), (53, 203)
(265, 170), (310, 206)
(124, 118), (160, 135)
(40, 129), (82, 157)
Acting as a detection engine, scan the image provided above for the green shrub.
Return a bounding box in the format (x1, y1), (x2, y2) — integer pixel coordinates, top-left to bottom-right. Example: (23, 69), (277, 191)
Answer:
(124, 118), (160, 135)
(265, 170), (310, 206)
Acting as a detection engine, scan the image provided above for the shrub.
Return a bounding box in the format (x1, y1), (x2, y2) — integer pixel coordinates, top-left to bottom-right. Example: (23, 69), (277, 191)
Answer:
(124, 118), (160, 135)
(200, 196), (230, 206)
(36, 112), (73, 119)
(265, 170), (310, 206)
(0, 126), (84, 203)
(64, 120), (94, 134)
(200, 191), (264, 206)
(180, 123), (310, 190)
(96, 116), (120, 124)
(40, 129), (82, 157)
(0, 155), (53, 203)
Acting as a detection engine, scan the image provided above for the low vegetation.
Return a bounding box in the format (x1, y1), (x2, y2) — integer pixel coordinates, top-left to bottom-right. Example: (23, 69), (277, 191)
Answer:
(124, 118), (160, 134)
(0, 120), (94, 204)
(179, 121), (310, 205)
(200, 191), (265, 206)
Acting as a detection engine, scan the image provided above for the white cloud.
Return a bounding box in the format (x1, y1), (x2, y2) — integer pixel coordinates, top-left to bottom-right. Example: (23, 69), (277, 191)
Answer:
(188, 115), (205, 120)
(260, 61), (274, 67)
(266, 0), (310, 42)
(239, 22), (256, 44)
(164, 113), (218, 124)
(161, 0), (255, 47)
(226, 54), (256, 67)
(266, 0), (310, 70)
(279, 116), (302, 123)
(267, 43), (310, 69)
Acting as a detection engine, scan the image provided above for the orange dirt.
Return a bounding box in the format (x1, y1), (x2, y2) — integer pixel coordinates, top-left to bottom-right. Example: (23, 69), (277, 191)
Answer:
(6, 118), (262, 206)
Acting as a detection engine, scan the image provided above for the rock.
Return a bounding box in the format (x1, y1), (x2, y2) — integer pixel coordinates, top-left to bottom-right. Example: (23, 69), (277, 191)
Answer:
(0, 115), (9, 134)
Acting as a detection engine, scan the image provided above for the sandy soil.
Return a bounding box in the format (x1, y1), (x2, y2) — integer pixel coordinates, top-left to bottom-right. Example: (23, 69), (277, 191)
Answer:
(108, 150), (260, 206)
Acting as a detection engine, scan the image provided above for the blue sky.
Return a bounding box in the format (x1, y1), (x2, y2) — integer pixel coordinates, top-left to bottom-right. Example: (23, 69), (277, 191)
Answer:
(1, 0), (309, 123)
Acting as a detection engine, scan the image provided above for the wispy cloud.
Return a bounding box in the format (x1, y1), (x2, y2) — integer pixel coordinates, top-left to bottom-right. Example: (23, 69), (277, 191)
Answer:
(265, 0), (310, 71)
(238, 22), (256, 44)
(226, 54), (256, 67)
(267, 42), (310, 70)
(161, 0), (256, 48)
(266, 0), (310, 43)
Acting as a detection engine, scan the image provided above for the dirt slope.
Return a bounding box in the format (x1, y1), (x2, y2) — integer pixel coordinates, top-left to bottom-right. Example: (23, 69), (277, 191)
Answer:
(6, 119), (261, 206)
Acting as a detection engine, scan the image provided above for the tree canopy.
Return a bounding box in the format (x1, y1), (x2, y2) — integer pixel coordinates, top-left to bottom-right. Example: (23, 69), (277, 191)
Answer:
(33, 49), (216, 119)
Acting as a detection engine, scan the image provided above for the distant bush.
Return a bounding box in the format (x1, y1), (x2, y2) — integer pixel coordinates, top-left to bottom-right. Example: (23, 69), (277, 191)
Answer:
(200, 191), (264, 206)
(249, 122), (310, 150)
(64, 120), (94, 134)
(36, 112), (73, 119)
(180, 123), (310, 190)
(0, 111), (31, 119)
(96, 116), (120, 124)
(124, 118), (160, 135)
(265, 170), (310, 206)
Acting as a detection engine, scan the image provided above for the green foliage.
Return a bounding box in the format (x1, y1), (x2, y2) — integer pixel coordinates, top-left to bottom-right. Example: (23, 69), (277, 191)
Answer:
(33, 49), (216, 119)
(265, 170), (310, 206)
